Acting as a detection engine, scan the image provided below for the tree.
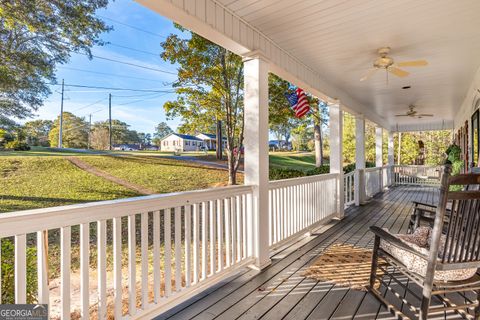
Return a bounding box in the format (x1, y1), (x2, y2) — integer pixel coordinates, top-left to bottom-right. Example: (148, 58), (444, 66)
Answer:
(0, 1), (110, 123)
(49, 112), (88, 148)
(154, 122), (173, 139)
(92, 120), (141, 146)
(161, 26), (244, 184)
(90, 126), (109, 150)
(23, 120), (53, 146)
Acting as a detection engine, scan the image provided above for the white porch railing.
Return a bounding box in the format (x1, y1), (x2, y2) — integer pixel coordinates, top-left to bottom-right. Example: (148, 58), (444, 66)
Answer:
(365, 167), (383, 197)
(344, 171), (355, 207)
(393, 165), (442, 186)
(268, 173), (338, 249)
(0, 185), (254, 319)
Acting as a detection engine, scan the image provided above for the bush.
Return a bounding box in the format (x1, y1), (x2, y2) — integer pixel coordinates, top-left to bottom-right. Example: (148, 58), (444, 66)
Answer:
(269, 168), (305, 180)
(343, 161), (376, 174)
(306, 165), (330, 176)
(4, 141), (30, 151)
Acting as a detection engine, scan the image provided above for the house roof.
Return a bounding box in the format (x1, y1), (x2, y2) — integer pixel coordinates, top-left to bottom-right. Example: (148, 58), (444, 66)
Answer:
(197, 133), (228, 140)
(163, 133), (203, 141)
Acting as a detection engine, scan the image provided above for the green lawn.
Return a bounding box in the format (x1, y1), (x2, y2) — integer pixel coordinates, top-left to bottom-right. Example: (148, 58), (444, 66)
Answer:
(269, 152), (318, 171)
(0, 156), (139, 212)
(80, 155), (241, 193)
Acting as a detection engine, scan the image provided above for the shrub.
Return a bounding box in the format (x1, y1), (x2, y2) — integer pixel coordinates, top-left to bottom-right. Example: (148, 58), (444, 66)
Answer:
(4, 141), (30, 151)
(306, 165), (330, 176)
(343, 161), (376, 174)
(269, 168), (305, 180)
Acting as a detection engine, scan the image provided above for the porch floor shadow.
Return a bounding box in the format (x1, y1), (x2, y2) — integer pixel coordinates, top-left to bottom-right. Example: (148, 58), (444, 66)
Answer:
(153, 185), (465, 320)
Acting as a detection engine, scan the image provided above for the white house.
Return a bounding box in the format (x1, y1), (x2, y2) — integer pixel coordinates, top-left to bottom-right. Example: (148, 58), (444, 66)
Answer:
(195, 133), (228, 150)
(160, 133), (205, 152)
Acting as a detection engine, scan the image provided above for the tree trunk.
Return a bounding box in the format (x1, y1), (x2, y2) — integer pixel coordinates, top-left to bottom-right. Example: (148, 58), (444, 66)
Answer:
(216, 120), (223, 160)
(314, 123), (323, 167)
(227, 149), (237, 185)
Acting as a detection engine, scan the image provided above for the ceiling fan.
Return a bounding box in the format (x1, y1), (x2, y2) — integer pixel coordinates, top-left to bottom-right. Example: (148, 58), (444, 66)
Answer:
(360, 47), (428, 82)
(395, 105), (433, 118)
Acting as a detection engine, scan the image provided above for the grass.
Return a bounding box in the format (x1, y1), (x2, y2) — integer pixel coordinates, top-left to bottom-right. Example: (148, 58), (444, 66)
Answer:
(80, 155), (242, 193)
(269, 151), (318, 172)
(0, 156), (140, 212)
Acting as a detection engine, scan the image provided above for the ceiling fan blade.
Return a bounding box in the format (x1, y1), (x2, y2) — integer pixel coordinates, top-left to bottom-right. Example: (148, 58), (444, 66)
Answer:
(417, 114), (434, 117)
(360, 68), (378, 81)
(396, 60), (428, 67)
(394, 114), (410, 117)
(388, 66), (410, 78)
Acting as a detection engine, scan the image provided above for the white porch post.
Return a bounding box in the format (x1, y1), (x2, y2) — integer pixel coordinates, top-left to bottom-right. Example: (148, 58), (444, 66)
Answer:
(388, 131), (395, 186)
(329, 103), (344, 218)
(375, 127), (383, 167)
(243, 53), (271, 269)
(375, 127), (383, 190)
(354, 116), (366, 205)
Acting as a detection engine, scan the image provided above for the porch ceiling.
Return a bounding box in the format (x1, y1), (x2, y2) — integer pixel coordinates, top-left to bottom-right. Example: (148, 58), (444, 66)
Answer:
(217, 0), (480, 130)
(138, 0), (480, 131)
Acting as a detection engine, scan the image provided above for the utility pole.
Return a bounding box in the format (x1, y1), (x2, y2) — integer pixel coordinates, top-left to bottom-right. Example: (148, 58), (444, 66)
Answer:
(109, 93), (112, 150)
(58, 79), (64, 148)
(87, 114), (92, 149)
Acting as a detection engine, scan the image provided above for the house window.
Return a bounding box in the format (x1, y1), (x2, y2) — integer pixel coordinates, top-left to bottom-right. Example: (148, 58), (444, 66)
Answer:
(186, 141), (190, 146)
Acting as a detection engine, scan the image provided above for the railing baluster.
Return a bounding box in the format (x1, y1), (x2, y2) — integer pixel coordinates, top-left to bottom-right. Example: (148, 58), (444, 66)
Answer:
(185, 205), (192, 287)
(209, 200), (216, 275)
(113, 217), (123, 318)
(201, 202), (207, 280)
(193, 203), (200, 284)
(15, 234), (26, 304)
(140, 212), (148, 306)
(128, 214), (136, 315)
(37, 231), (49, 305)
(224, 198), (231, 268)
(175, 207), (182, 291)
(236, 195), (242, 262)
(217, 199), (224, 272)
(80, 224), (89, 319)
(97, 220), (107, 319)
(164, 209), (172, 297)
(61, 227), (71, 319)
(153, 211), (161, 302)
(230, 197), (237, 265)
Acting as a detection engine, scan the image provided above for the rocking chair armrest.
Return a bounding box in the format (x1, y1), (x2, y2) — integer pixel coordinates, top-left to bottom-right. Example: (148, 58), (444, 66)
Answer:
(369, 226), (428, 259)
(412, 201), (437, 209)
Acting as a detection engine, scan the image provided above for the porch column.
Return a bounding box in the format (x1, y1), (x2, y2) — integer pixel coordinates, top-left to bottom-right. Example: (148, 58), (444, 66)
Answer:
(375, 127), (383, 167)
(329, 103), (344, 218)
(375, 127), (383, 190)
(354, 115), (366, 205)
(387, 131), (395, 186)
(243, 53), (271, 269)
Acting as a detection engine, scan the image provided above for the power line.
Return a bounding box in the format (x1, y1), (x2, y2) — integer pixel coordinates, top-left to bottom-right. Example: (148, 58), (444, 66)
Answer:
(98, 15), (167, 39)
(57, 66), (172, 84)
(70, 97), (108, 113)
(76, 52), (177, 75)
(115, 92), (172, 106)
(51, 83), (176, 93)
(107, 42), (160, 57)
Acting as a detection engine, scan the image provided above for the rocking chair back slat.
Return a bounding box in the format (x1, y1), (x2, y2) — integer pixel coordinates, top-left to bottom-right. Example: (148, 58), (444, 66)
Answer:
(440, 174), (480, 264)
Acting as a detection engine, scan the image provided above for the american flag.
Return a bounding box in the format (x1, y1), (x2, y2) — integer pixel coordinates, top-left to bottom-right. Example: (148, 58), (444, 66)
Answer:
(285, 88), (310, 118)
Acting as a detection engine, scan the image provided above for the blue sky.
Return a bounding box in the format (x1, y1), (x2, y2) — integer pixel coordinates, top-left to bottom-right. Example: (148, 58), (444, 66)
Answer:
(34, 0), (186, 135)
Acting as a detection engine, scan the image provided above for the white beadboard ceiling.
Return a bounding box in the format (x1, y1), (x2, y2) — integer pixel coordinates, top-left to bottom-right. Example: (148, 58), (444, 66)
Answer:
(212, 0), (480, 129)
(139, 0), (480, 130)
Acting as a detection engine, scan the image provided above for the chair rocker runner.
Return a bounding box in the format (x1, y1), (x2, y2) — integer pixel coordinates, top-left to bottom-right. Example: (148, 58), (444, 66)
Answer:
(369, 165), (480, 319)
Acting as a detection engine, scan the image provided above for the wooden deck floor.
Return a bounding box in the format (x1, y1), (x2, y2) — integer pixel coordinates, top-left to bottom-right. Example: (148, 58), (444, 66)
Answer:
(155, 185), (443, 320)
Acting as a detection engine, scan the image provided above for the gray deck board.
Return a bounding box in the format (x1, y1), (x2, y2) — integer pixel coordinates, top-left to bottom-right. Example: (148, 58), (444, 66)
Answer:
(155, 185), (450, 320)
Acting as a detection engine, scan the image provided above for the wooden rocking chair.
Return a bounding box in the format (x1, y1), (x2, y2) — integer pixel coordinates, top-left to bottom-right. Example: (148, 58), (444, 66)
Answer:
(407, 167), (480, 233)
(369, 165), (480, 319)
